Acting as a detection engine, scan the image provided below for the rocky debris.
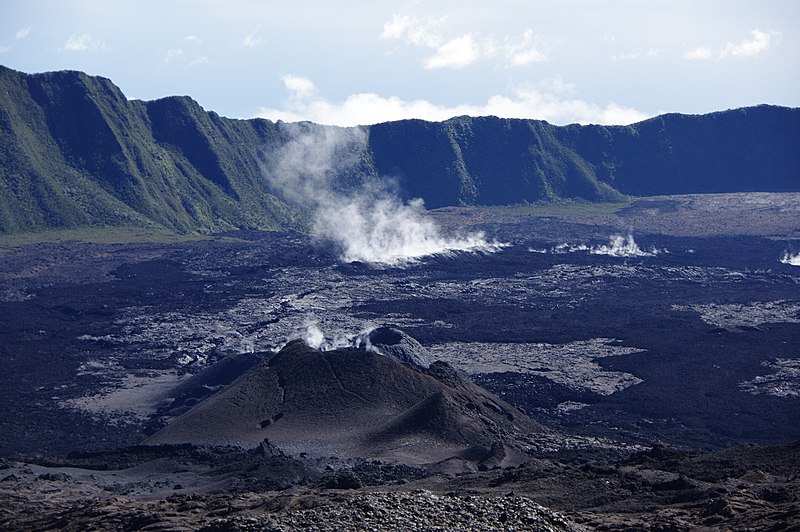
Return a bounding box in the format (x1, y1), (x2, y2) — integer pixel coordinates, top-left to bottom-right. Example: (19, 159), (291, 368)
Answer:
(204, 491), (584, 531)
(1, 440), (798, 531)
(739, 358), (800, 397)
(428, 339), (645, 396)
(0, 488), (583, 531)
(347, 460), (428, 486)
(317, 471), (362, 490)
(671, 300), (800, 330)
(257, 438), (287, 459)
(36, 472), (71, 482)
(441, 441), (800, 531)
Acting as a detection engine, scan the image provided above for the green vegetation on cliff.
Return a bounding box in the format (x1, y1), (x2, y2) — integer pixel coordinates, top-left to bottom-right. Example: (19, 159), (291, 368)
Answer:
(0, 66), (296, 234)
(1, 66), (798, 234)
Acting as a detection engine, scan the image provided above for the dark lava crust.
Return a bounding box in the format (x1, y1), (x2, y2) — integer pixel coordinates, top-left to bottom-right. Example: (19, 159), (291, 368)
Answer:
(1, 201), (800, 529)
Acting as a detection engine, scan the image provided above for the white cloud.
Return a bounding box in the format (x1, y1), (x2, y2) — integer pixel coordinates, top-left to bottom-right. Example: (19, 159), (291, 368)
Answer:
(539, 74), (576, 96)
(257, 76), (650, 127)
(380, 13), (445, 48)
(685, 46), (713, 60)
(685, 29), (779, 60)
(282, 74), (316, 98)
(0, 46), (9, 54)
(724, 29), (777, 58)
(61, 33), (103, 52)
(612, 48), (660, 61)
(242, 28), (262, 48)
(504, 30), (549, 66)
(188, 55), (209, 66)
(424, 34), (480, 69)
(15, 27), (31, 39)
(164, 48), (184, 63)
(381, 13), (549, 70)
(165, 38), (208, 66)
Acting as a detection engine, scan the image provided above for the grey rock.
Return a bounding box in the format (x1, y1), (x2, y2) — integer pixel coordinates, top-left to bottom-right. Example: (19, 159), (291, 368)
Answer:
(358, 325), (434, 369)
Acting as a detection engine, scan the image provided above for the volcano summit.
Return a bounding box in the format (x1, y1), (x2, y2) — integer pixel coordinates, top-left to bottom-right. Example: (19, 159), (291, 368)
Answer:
(147, 337), (543, 471)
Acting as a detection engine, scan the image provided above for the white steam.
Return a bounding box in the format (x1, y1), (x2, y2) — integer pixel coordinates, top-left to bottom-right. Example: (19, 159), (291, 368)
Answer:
(301, 320), (325, 349)
(590, 234), (662, 257)
(318, 196), (502, 265)
(780, 250), (800, 266)
(554, 243), (590, 253)
(268, 124), (503, 267)
(529, 234), (664, 257)
(283, 318), (361, 352)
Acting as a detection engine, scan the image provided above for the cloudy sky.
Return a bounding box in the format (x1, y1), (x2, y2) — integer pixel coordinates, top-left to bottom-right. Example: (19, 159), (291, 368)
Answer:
(1, 0), (796, 126)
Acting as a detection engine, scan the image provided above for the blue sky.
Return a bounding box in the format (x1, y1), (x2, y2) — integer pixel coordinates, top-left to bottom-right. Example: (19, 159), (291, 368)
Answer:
(1, 0), (797, 126)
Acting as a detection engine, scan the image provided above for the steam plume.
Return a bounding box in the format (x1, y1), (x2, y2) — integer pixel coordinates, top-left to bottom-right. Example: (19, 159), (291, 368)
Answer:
(780, 250), (800, 266)
(300, 319), (325, 349)
(268, 123), (502, 267)
(529, 234), (663, 257)
(283, 318), (361, 352)
(590, 234), (661, 257)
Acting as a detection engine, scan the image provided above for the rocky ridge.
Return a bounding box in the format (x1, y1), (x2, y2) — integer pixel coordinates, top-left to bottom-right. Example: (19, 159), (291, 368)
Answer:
(1, 65), (798, 234)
